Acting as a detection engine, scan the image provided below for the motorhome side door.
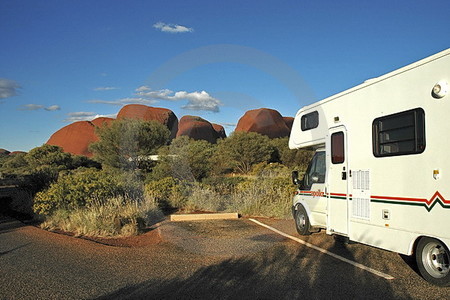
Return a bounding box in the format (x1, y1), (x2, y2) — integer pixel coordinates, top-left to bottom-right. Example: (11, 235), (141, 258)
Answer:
(327, 126), (349, 236)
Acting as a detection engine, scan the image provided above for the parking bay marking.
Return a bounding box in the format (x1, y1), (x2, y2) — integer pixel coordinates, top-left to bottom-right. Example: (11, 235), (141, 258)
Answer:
(249, 218), (395, 280)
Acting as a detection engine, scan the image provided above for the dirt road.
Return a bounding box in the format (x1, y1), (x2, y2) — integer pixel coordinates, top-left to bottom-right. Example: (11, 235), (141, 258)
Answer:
(1, 216), (448, 299)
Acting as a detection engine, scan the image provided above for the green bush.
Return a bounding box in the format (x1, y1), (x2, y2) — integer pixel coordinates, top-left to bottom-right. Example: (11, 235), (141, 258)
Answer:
(89, 118), (170, 171)
(0, 145), (100, 194)
(251, 162), (291, 178)
(183, 183), (228, 212)
(201, 176), (246, 195)
(144, 177), (190, 211)
(230, 176), (295, 218)
(211, 132), (274, 174)
(270, 137), (314, 170)
(150, 136), (216, 182)
(33, 168), (140, 216)
(168, 174), (296, 219)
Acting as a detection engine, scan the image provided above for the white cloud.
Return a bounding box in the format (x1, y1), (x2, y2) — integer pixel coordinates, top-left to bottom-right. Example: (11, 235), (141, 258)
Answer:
(94, 86), (119, 91)
(220, 123), (237, 128)
(135, 88), (174, 100)
(87, 97), (158, 106)
(64, 111), (96, 122)
(178, 91), (222, 112)
(64, 111), (117, 123)
(0, 78), (20, 99)
(153, 22), (194, 33)
(44, 105), (61, 111)
(89, 86), (222, 112)
(18, 104), (61, 111)
(136, 87), (222, 112)
(18, 104), (44, 111)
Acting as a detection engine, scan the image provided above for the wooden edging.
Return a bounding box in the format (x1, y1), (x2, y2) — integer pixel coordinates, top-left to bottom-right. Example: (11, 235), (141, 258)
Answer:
(170, 212), (239, 222)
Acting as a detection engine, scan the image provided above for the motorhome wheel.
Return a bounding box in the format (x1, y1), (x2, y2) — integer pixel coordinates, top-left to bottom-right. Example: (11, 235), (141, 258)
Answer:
(294, 204), (311, 236)
(416, 237), (450, 286)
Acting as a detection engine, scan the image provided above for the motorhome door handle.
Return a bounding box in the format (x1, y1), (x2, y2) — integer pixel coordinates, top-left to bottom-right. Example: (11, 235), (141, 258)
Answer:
(342, 171), (347, 180)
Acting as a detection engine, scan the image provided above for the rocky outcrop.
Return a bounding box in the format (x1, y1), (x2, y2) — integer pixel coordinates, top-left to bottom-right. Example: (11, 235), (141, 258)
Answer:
(176, 116), (224, 143)
(235, 108), (291, 138)
(0, 149), (10, 156)
(91, 117), (114, 128)
(212, 123), (227, 139)
(9, 151), (26, 156)
(283, 117), (294, 131)
(117, 104), (178, 139)
(47, 121), (98, 157)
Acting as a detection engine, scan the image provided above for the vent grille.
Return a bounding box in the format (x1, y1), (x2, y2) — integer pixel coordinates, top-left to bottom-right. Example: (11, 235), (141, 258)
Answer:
(352, 170), (371, 220)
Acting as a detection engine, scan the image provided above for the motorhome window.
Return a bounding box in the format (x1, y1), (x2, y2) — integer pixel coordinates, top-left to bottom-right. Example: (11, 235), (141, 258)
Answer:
(373, 108), (425, 157)
(301, 111), (319, 131)
(331, 132), (345, 164)
(301, 151), (326, 190)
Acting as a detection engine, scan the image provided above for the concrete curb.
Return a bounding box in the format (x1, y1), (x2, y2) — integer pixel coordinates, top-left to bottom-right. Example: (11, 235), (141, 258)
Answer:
(170, 212), (239, 222)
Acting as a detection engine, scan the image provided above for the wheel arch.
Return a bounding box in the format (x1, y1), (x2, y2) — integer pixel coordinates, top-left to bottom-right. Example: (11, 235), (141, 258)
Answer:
(293, 198), (313, 217)
(409, 235), (450, 256)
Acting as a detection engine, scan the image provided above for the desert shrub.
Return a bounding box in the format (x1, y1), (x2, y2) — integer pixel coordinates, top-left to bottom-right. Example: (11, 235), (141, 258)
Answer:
(271, 137), (314, 170)
(33, 168), (141, 216)
(0, 152), (29, 176)
(144, 177), (190, 211)
(0, 145), (100, 194)
(201, 176), (247, 194)
(183, 183), (229, 212)
(150, 136), (216, 182)
(89, 118), (170, 171)
(211, 132), (274, 174)
(167, 174), (295, 219)
(251, 162), (291, 178)
(41, 195), (162, 237)
(25, 144), (73, 171)
(230, 176), (295, 218)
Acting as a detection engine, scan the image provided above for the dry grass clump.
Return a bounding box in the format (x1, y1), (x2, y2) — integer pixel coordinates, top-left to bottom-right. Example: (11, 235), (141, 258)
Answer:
(178, 175), (295, 219)
(41, 195), (163, 237)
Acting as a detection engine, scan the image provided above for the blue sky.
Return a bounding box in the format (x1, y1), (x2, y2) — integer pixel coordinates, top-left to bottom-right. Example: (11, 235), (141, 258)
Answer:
(1, 0), (449, 152)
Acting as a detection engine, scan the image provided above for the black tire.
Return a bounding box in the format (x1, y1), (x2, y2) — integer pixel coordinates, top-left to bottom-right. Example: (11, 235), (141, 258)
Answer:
(416, 237), (450, 286)
(294, 204), (311, 236)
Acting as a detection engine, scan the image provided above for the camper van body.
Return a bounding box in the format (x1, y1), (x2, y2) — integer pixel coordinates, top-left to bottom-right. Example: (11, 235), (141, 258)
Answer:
(289, 49), (450, 285)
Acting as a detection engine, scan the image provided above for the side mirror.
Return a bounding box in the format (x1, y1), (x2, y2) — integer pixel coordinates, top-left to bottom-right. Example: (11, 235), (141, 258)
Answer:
(292, 171), (301, 185)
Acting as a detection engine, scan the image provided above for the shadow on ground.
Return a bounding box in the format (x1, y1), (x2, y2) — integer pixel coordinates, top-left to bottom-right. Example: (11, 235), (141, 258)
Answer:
(98, 240), (410, 300)
(0, 215), (26, 235)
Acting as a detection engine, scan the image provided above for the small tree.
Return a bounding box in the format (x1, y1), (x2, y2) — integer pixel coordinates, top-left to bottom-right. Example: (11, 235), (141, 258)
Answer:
(271, 137), (314, 170)
(211, 132), (274, 174)
(89, 119), (171, 171)
(26, 144), (73, 170)
(151, 136), (216, 181)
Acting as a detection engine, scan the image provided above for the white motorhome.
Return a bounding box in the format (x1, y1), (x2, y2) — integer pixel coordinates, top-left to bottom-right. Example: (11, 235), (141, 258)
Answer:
(289, 48), (450, 286)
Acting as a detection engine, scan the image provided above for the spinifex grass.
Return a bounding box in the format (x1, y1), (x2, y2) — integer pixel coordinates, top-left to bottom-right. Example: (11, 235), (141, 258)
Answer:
(41, 195), (163, 237)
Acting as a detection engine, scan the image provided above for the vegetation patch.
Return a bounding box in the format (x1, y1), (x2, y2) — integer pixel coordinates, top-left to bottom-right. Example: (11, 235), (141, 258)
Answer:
(0, 122), (312, 238)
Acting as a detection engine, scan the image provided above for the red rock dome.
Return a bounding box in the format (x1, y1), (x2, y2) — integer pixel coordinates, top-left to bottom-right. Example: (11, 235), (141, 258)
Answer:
(117, 104), (178, 139)
(47, 121), (98, 157)
(91, 117), (114, 128)
(212, 123), (227, 139)
(0, 149), (10, 156)
(283, 117), (294, 131)
(176, 116), (221, 143)
(235, 108), (291, 138)
(9, 151), (27, 156)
